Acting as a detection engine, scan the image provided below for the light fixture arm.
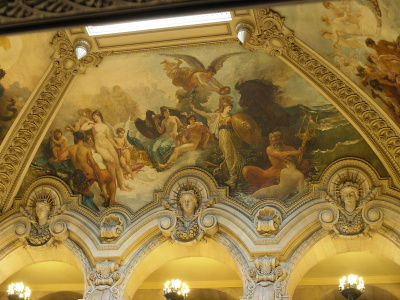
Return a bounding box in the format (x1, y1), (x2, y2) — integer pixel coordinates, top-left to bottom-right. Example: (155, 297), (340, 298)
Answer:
(235, 21), (255, 44)
(74, 39), (91, 60)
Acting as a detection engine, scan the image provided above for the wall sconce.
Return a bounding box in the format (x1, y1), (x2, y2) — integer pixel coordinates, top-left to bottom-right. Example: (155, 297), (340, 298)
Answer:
(7, 282), (31, 300)
(339, 274), (365, 300)
(235, 22), (255, 44)
(74, 39), (91, 60)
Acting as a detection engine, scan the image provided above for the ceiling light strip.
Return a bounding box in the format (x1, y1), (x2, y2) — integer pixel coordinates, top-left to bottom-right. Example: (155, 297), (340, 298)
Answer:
(86, 12), (232, 36)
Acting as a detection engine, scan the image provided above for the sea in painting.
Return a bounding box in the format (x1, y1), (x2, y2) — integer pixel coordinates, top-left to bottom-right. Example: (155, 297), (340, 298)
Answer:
(22, 43), (387, 213)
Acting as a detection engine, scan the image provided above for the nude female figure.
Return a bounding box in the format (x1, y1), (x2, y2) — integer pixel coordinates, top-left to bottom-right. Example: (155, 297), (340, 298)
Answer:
(81, 110), (131, 192)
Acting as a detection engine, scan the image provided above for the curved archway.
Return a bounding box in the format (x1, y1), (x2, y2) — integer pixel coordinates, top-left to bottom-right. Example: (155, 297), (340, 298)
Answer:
(286, 232), (400, 297)
(0, 245), (84, 284)
(0, 246), (85, 299)
(123, 238), (245, 299)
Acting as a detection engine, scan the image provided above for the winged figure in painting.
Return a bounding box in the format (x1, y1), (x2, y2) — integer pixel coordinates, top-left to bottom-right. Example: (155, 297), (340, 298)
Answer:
(160, 52), (244, 95)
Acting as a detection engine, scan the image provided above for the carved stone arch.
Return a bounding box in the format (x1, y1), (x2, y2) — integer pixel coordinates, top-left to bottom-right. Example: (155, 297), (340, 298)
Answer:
(0, 241), (87, 286)
(119, 232), (252, 300)
(283, 229), (400, 298)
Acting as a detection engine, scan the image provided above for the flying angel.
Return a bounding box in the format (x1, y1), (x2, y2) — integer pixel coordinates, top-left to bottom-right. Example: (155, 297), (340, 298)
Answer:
(160, 52), (244, 95)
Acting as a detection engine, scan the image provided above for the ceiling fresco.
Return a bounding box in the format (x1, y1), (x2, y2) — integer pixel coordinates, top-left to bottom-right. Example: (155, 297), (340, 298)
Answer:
(0, 32), (54, 144)
(275, 0), (400, 126)
(18, 42), (387, 213)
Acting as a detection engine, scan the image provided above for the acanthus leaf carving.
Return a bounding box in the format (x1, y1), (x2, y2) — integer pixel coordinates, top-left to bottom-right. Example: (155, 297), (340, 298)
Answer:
(250, 256), (287, 300)
(86, 260), (124, 300)
(244, 9), (295, 57)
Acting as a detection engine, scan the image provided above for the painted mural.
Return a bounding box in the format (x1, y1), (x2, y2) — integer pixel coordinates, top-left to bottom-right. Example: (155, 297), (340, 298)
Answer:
(0, 32), (54, 145)
(275, 0), (400, 126)
(23, 43), (386, 213)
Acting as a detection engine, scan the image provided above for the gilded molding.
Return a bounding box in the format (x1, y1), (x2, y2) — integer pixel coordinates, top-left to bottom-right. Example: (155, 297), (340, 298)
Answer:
(243, 9), (295, 56)
(0, 31), (103, 212)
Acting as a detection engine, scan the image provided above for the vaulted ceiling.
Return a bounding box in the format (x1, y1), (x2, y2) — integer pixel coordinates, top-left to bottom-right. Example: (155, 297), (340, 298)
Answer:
(1, 0), (400, 298)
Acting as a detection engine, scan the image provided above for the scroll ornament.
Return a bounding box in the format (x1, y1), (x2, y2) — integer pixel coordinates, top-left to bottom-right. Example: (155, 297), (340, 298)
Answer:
(86, 260), (124, 300)
(320, 171), (382, 238)
(15, 187), (68, 248)
(159, 179), (218, 245)
(248, 256), (287, 300)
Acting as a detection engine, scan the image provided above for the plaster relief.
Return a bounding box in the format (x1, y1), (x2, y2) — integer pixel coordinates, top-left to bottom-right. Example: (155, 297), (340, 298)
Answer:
(159, 175), (218, 245)
(255, 206), (282, 236)
(87, 260), (123, 300)
(249, 256), (287, 300)
(100, 214), (124, 242)
(15, 186), (68, 248)
(320, 167), (382, 238)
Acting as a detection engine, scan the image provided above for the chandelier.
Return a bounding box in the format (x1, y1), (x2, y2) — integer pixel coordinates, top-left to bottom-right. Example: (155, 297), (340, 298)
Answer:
(7, 282), (31, 300)
(163, 279), (189, 300)
(339, 275), (365, 300)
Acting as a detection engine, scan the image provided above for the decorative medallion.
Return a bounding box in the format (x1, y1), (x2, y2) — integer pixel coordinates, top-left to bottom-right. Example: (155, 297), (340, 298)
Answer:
(15, 186), (68, 248)
(320, 168), (382, 238)
(159, 176), (218, 245)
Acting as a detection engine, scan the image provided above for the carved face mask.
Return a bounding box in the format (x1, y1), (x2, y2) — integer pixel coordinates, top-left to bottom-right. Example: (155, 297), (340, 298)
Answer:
(341, 186), (358, 213)
(179, 192), (197, 218)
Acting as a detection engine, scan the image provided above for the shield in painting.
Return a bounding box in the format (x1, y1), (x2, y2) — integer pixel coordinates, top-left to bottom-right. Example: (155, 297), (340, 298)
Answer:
(232, 112), (261, 145)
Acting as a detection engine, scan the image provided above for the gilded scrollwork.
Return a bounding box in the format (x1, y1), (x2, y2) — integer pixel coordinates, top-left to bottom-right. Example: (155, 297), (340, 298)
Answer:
(243, 9), (295, 56)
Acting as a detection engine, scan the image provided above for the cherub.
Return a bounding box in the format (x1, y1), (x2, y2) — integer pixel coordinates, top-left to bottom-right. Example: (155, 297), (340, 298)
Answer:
(65, 108), (92, 133)
(49, 129), (68, 162)
(114, 128), (134, 179)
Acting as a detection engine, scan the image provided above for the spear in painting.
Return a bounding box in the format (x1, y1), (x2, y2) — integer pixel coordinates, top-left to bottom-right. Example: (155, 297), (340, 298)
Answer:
(295, 114), (317, 163)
